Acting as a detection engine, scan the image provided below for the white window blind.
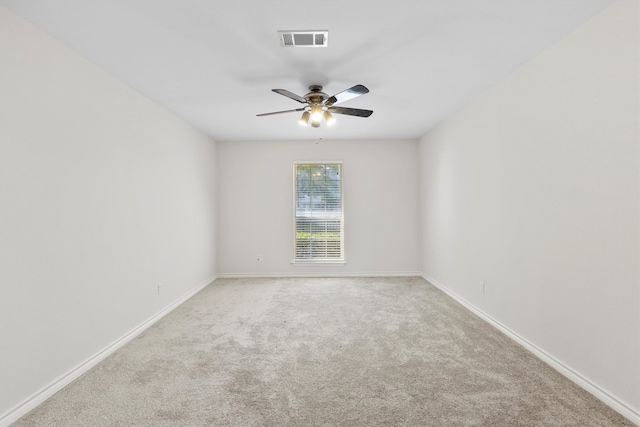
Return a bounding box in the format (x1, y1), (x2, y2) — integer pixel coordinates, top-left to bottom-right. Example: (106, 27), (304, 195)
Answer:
(294, 163), (344, 262)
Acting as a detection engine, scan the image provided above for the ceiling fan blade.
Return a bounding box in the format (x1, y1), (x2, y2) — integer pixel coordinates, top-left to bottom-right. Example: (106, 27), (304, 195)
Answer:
(329, 106), (373, 117)
(256, 108), (305, 117)
(272, 89), (307, 104)
(324, 84), (369, 107)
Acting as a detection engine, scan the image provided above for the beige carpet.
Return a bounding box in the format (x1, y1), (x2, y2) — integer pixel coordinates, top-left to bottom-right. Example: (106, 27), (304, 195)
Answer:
(14, 277), (632, 426)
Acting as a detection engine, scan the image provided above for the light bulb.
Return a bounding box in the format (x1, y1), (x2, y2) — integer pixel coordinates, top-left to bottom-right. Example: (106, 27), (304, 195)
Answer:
(310, 105), (323, 122)
(323, 111), (335, 125)
(298, 111), (310, 126)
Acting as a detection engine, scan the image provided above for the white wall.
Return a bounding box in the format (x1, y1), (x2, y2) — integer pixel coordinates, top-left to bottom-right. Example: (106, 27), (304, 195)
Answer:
(0, 6), (217, 421)
(2, 0), (637, 422)
(418, 0), (639, 418)
(217, 139), (420, 276)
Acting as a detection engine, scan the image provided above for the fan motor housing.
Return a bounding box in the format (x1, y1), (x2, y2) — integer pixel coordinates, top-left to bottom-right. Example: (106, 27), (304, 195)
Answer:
(304, 85), (328, 104)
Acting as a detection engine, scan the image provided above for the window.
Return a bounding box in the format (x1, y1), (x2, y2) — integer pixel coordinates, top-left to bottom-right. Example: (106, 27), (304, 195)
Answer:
(293, 162), (344, 263)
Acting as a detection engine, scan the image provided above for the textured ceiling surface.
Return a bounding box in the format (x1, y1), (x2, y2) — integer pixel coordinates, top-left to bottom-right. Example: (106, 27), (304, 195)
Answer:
(1, 0), (615, 141)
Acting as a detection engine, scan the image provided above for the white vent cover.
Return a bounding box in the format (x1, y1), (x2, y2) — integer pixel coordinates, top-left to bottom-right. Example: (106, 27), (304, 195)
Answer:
(278, 30), (328, 47)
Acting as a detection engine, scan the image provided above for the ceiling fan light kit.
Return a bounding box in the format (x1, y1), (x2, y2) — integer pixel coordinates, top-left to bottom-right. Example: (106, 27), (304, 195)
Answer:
(257, 84), (373, 128)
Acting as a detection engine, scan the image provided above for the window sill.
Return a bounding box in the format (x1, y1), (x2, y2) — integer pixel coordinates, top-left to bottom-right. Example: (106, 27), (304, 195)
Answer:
(291, 261), (346, 266)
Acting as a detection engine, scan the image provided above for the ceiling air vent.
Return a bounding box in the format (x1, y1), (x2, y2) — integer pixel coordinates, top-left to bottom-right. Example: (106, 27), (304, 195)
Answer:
(278, 30), (328, 47)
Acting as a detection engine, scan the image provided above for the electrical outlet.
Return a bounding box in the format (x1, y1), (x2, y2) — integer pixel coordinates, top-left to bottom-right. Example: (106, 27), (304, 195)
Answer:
(257, 254), (262, 261)
(480, 282), (485, 295)
(158, 283), (163, 295)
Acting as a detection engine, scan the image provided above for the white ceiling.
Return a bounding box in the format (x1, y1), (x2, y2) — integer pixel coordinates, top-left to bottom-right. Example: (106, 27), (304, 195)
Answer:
(1, 0), (615, 141)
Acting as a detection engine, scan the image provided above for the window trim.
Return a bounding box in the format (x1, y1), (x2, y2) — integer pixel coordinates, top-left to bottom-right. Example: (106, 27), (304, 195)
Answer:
(291, 161), (345, 265)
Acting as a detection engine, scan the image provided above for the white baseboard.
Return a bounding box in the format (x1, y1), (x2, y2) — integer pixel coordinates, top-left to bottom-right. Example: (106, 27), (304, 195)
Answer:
(217, 271), (423, 278)
(0, 274), (217, 427)
(6, 273), (636, 426)
(421, 273), (640, 426)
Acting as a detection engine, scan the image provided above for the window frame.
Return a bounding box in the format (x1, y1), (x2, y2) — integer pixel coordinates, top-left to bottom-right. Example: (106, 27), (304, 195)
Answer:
(291, 161), (345, 265)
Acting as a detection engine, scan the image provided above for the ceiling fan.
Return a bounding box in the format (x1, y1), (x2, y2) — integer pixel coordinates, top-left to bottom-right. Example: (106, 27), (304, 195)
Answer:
(257, 84), (373, 127)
